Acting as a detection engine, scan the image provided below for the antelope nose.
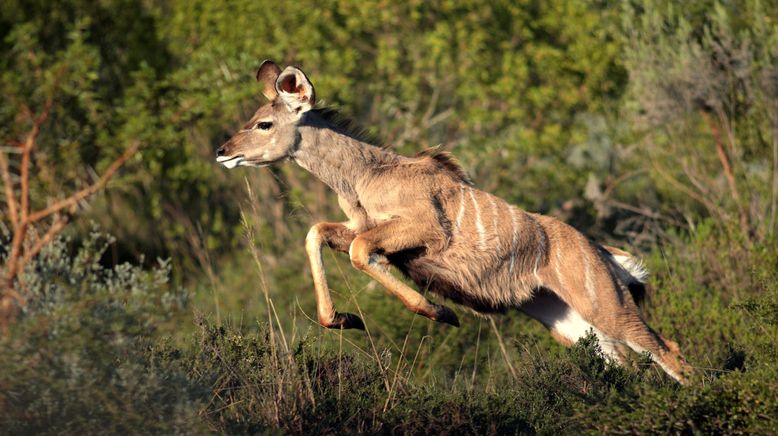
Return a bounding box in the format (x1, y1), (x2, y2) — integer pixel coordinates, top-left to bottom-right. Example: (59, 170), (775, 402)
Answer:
(216, 146), (226, 157)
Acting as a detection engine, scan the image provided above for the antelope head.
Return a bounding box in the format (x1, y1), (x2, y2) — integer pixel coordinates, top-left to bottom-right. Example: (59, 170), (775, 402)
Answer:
(215, 60), (315, 168)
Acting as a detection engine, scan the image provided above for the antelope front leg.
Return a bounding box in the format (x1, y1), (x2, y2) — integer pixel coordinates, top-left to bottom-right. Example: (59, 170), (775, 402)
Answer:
(348, 219), (460, 327)
(305, 222), (364, 330)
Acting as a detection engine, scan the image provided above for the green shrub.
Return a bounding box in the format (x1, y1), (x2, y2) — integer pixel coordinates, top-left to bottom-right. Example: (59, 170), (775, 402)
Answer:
(0, 230), (199, 434)
(2, 237), (775, 434)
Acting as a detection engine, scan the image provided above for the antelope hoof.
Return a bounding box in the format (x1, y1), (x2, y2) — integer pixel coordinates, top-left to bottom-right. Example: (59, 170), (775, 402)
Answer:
(433, 304), (460, 327)
(328, 312), (365, 330)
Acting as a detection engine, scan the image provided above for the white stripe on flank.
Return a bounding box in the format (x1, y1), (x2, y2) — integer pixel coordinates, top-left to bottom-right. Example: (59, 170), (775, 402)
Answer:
(554, 248), (565, 289)
(469, 189), (487, 250)
(533, 249), (543, 282)
(487, 195), (499, 245)
(582, 246), (597, 302)
(509, 206), (519, 274)
(455, 186), (466, 236)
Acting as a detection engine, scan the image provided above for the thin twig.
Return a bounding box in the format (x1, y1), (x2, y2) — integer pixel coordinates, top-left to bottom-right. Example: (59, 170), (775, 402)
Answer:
(607, 200), (674, 224)
(383, 302), (419, 413)
(651, 157), (727, 225)
(23, 214), (68, 263)
(769, 128), (777, 235)
(680, 159), (712, 198)
(489, 317), (517, 380)
(470, 319), (482, 387)
(602, 169), (648, 199)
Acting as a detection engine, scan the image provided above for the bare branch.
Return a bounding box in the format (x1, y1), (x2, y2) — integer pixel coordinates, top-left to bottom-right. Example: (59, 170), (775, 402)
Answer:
(0, 150), (18, 229)
(770, 129), (778, 235)
(28, 142), (140, 223)
(602, 169), (648, 199)
(19, 97), (54, 225)
(651, 156), (728, 226)
(18, 103), (33, 123)
(680, 159), (712, 198)
(0, 287), (25, 310)
(4, 222), (28, 292)
(23, 214), (68, 263)
(607, 199), (680, 225)
(701, 110), (749, 237)
(2, 71), (66, 327)
(2, 137), (23, 148)
(19, 140), (31, 224)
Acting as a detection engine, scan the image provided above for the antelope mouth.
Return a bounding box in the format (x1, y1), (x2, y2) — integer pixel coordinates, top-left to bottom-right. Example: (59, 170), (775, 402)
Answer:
(216, 154), (245, 169)
(216, 155), (281, 169)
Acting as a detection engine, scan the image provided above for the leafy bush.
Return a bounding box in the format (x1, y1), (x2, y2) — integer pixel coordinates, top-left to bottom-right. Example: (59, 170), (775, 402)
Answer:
(0, 231), (198, 434)
(1, 229), (775, 433)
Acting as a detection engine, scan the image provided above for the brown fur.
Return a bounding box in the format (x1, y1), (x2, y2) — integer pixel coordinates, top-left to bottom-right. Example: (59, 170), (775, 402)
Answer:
(216, 61), (692, 383)
(415, 148), (473, 185)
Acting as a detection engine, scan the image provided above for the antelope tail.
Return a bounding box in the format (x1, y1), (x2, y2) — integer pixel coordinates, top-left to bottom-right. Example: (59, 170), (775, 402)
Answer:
(601, 245), (649, 308)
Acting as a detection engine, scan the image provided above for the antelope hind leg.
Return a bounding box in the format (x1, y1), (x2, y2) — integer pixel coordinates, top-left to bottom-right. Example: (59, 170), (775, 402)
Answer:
(621, 325), (693, 384)
(348, 219), (460, 327)
(305, 222), (364, 330)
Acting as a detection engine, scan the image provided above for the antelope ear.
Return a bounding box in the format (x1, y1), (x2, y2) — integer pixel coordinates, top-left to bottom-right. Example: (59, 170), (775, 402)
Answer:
(256, 60), (281, 101)
(275, 66), (315, 113)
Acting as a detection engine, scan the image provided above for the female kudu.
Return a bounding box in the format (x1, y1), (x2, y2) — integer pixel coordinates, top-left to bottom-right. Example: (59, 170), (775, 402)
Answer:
(216, 60), (692, 383)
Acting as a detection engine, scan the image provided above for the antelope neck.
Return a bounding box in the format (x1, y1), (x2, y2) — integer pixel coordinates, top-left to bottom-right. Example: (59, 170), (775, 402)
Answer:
(292, 119), (398, 202)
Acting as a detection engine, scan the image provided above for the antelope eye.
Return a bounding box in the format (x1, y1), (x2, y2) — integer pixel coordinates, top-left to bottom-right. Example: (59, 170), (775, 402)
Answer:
(256, 121), (273, 130)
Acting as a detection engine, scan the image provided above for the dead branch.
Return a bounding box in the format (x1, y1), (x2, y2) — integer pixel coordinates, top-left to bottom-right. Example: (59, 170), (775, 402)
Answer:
(23, 214), (68, 263)
(0, 150), (18, 230)
(607, 200), (680, 225)
(2, 106), (140, 330)
(3, 99), (55, 291)
(602, 169), (648, 199)
(650, 156), (729, 227)
(28, 142), (140, 223)
(19, 99), (54, 226)
(770, 129), (778, 235)
(3, 142), (139, 289)
(5, 219), (28, 294)
(680, 159), (712, 198)
(701, 110), (750, 237)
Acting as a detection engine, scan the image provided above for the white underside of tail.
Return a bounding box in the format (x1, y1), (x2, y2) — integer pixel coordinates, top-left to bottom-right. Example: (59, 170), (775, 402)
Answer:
(612, 254), (649, 284)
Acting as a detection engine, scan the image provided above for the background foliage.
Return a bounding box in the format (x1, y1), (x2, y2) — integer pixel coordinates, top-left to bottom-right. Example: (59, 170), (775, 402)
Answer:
(1, 0), (776, 433)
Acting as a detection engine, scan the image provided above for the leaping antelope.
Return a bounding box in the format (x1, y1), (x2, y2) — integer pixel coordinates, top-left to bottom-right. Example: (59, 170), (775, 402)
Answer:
(216, 60), (692, 383)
